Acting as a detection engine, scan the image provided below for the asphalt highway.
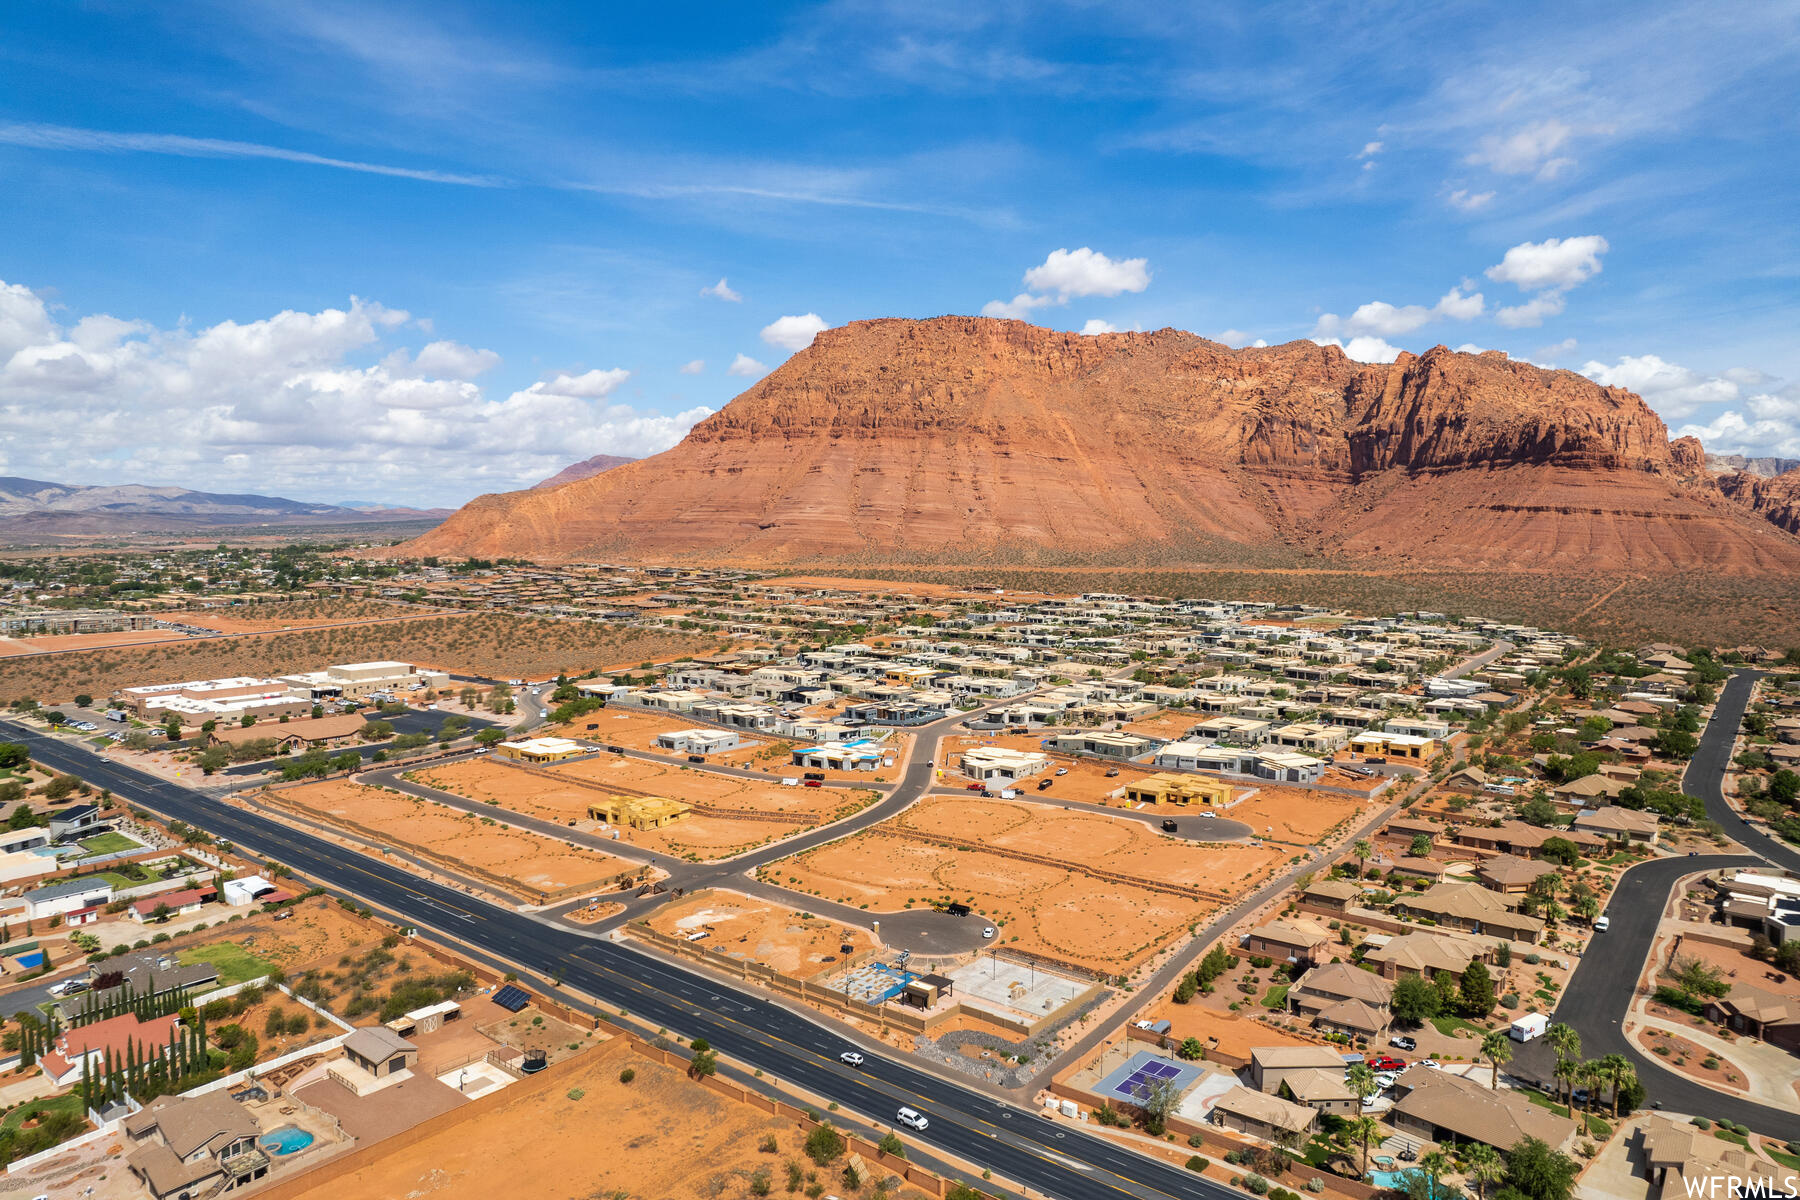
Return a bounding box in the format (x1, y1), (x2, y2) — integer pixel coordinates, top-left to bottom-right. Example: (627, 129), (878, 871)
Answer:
(0, 716), (1239, 1200)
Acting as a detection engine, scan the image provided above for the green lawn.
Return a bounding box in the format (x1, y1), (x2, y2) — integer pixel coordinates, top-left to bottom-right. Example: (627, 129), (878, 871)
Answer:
(177, 942), (275, 987)
(1763, 1145), (1800, 1171)
(1715, 1128), (1752, 1149)
(1261, 984), (1290, 1009)
(77, 831), (139, 855)
(0, 1092), (85, 1132)
(1522, 1091), (1611, 1138)
(1430, 1014), (1486, 1037)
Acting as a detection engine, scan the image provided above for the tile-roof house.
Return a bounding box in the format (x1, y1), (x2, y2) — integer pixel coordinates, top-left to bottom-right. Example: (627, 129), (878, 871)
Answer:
(125, 1091), (267, 1200)
(1476, 854), (1558, 894)
(38, 1012), (180, 1086)
(1573, 805), (1661, 845)
(1288, 962), (1394, 1012)
(1242, 918), (1334, 965)
(1299, 878), (1362, 912)
(1362, 930), (1492, 980)
(1209, 1084), (1319, 1141)
(1641, 1114), (1800, 1200)
(1703, 982), (1800, 1053)
(1393, 881), (1546, 943)
(1312, 997), (1390, 1040)
(1389, 1066), (1577, 1153)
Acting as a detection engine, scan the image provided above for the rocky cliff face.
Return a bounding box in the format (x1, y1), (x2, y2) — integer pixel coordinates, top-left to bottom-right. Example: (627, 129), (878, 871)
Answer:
(1717, 468), (1800, 535)
(402, 316), (1800, 574)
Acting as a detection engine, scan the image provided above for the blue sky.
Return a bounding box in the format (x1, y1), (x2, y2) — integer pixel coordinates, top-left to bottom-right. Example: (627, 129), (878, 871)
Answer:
(1, 1), (1797, 506)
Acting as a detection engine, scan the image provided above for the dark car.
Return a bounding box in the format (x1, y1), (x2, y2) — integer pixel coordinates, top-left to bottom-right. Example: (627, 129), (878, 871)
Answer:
(1036, 779), (1053, 790)
(1160, 819), (1178, 832)
(688, 754), (706, 763)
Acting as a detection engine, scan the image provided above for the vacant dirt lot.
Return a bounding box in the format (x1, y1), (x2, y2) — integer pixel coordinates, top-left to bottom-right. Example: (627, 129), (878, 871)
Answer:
(765, 796), (1283, 973)
(1220, 786), (1372, 845)
(551, 708), (769, 766)
(0, 612), (711, 701)
(280, 1039), (934, 1200)
(648, 889), (875, 979)
(272, 780), (635, 899)
(0, 629), (194, 657)
(1123, 710), (1201, 739)
(413, 757), (878, 861)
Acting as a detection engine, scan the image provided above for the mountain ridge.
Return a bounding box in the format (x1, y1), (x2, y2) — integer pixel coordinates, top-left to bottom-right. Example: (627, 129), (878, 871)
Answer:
(395, 316), (1800, 575)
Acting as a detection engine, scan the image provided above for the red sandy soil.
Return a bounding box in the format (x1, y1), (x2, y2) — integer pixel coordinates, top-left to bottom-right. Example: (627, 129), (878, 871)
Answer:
(766, 795), (1284, 973)
(0, 629), (193, 656)
(275, 779), (633, 896)
(280, 1040), (934, 1200)
(1635, 1025), (1750, 1092)
(647, 889), (876, 979)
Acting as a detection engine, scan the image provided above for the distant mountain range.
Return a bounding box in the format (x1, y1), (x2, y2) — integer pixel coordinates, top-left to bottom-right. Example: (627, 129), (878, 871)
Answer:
(1705, 453), (1800, 478)
(0, 476), (452, 538)
(533, 454), (637, 489)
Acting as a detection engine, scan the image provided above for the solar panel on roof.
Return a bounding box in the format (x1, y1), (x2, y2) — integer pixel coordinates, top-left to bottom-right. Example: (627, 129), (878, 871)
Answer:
(491, 984), (531, 1012)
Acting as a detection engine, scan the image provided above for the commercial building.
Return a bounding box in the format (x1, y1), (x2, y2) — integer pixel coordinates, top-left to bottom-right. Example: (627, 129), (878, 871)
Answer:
(120, 660), (448, 724)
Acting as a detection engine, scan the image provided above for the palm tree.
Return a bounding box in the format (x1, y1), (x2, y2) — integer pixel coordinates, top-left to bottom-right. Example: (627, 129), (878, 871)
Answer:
(1418, 1148), (1453, 1199)
(1347, 1063), (1380, 1106)
(1354, 839), (1373, 875)
(1546, 1023), (1581, 1105)
(1346, 1115), (1383, 1178)
(1596, 1053), (1635, 1116)
(1480, 1030), (1513, 1089)
(1464, 1144), (1504, 1200)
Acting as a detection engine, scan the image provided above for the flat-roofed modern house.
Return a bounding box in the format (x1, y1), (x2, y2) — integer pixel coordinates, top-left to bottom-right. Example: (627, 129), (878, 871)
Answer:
(960, 746), (1049, 782)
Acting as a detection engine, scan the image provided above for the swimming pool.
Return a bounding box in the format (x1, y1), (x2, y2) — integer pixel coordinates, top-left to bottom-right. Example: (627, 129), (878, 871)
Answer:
(1368, 1170), (1460, 1198)
(260, 1126), (315, 1156)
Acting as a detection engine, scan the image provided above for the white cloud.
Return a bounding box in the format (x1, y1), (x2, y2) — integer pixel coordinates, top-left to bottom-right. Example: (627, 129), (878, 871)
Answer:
(0, 120), (506, 187)
(700, 277), (742, 302)
(0, 276), (703, 505)
(981, 292), (1059, 319)
(983, 247), (1150, 321)
(679, 359), (705, 374)
(1022, 247), (1151, 299)
(1313, 336), (1403, 363)
(1464, 119), (1575, 179)
(1313, 286), (1483, 339)
(408, 340), (500, 378)
(1485, 235), (1609, 292)
(1495, 293), (1566, 328)
(1357, 141), (1384, 158)
(1580, 354), (1743, 419)
(1535, 338), (1578, 363)
(1675, 398), (1800, 459)
(524, 367), (631, 398)
(1454, 343), (1486, 354)
(760, 313), (829, 352)
(728, 353), (767, 377)
(1447, 189), (1495, 213)
(1080, 319), (1119, 335)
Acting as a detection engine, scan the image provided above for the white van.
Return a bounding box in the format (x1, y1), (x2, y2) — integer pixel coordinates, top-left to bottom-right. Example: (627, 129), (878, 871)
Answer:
(1593, 915), (1610, 932)
(896, 1107), (929, 1132)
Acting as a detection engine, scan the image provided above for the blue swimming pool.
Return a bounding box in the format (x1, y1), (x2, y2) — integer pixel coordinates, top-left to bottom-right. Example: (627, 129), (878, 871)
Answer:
(260, 1126), (315, 1156)
(1368, 1170), (1460, 1198)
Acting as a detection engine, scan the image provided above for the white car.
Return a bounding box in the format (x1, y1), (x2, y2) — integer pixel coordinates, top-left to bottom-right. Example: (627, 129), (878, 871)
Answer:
(982, 926), (995, 939)
(839, 1050), (865, 1067)
(1373, 1071), (1398, 1090)
(1054, 767), (1069, 776)
(1417, 1058), (1440, 1069)
(1594, 915), (1610, 932)
(896, 1107), (929, 1131)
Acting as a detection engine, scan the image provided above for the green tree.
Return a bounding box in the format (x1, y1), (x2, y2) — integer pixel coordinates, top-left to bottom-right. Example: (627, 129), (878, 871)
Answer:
(1503, 1135), (1580, 1200)
(1353, 838), (1372, 874)
(1408, 834), (1434, 858)
(1546, 1024), (1581, 1106)
(1346, 1063), (1379, 1105)
(1173, 974), (1198, 1004)
(1391, 974), (1441, 1025)
(198, 747), (228, 776)
(804, 1124), (846, 1166)
(1460, 960), (1496, 1017)
(1518, 795), (1559, 827)
(1176, 1036), (1205, 1060)
(1771, 770), (1800, 806)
